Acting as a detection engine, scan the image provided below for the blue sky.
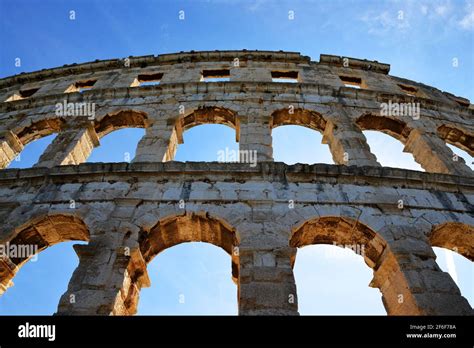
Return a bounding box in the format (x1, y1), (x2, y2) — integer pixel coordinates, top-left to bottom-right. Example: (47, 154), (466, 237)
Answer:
(0, 0), (473, 315)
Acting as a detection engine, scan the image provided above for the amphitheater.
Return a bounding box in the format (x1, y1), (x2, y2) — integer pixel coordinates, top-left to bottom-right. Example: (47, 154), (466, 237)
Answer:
(0, 50), (472, 315)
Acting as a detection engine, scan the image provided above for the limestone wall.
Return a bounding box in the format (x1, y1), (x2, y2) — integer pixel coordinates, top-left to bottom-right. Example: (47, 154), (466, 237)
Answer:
(0, 50), (472, 315)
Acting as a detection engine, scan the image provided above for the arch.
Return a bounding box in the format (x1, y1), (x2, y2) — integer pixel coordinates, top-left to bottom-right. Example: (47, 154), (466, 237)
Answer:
(94, 110), (148, 138)
(270, 108), (326, 133)
(178, 106), (237, 132)
(437, 125), (474, 157)
(272, 125), (334, 164)
(290, 216), (386, 268)
(428, 222), (474, 261)
(13, 117), (65, 146)
(139, 211), (239, 279)
(356, 113), (412, 142)
(289, 216), (387, 314)
(0, 214), (90, 295)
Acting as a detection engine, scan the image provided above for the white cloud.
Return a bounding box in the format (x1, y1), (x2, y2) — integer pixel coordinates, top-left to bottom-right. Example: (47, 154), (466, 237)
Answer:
(359, 10), (410, 35)
(458, 2), (474, 30)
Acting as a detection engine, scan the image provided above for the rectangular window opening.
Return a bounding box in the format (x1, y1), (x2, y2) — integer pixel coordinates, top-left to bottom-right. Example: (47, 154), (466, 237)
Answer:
(271, 71), (298, 83)
(137, 73), (163, 86)
(65, 79), (97, 93)
(201, 69), (230, 82)
(398, 84), (418, 96)
(4, 87), (40, 102)
(19, 88), (40, 98)
(340, 75), (362, 89)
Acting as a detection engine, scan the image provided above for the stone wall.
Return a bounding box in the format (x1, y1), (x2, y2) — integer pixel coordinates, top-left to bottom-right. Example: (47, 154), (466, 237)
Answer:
(0, 50), (472, 315)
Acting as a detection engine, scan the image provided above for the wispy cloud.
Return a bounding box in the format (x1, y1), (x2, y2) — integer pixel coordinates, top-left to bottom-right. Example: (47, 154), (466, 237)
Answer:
(359, 10), (410, 35)
(458, 1), (474, 30)
(359, 0), (474, 35)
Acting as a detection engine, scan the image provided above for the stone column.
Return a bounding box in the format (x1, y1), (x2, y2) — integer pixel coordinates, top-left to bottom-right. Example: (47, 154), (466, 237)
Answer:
(56, 242), (149, 315)
(239, 117), (273, 162)
(322, 119), (380, 167)
(34, 124), (99, 168)
(404, 129), (472, 176)
(238, 247), (298, 315)
(371, 226), (471, 315)
(0, 131), (24, 169)
(133, 121), (178, 162)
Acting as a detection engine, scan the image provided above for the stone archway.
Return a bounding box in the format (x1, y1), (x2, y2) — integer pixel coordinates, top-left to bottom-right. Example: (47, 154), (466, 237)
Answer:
(289, 216), (472, 315)
(270, 108), (327, 133)
(356, 113), (412, 142)
(56, 211), (239, 315)
(0, 214), (90, 295)
(139, 211), (239, 282)
(94, 109), (148, 138)
(437, 125), (473, 157)
(0, 117), (66, 168)
(428, 222), (474, 261)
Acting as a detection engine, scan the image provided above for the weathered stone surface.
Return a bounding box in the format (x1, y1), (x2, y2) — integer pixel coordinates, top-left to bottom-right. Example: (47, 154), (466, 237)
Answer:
(0, 50), (472, 316)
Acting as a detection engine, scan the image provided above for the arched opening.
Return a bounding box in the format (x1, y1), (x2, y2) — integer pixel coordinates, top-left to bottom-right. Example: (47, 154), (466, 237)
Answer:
(438, 125), (473, 158)
(0, 241), (86, 314)
(87, 128), (145, 163)
(356, 114), (411, 141)
(437, 125), (473, 170)
(428, 222), (473, 307)
(175, 125), (238, 162)
(446, 144), (473, 170)
(0, 214), (90, 313)
(88, 110), (148, 162)
(15, 117), (65, 145)
(362, 130), (423, 170)
(94, 110), (148, 139)
(272, 126), (333, 164)
(432, 247), (473, 307)
(290, 216), (387, 314)
(293, 245), (385, 314)
(174, 107), (238, 162)
(137, 212), (239, 314)
(429, 222), (474, 261)
(6, 134), (56, 168)
(271, 108), (332, 164)
(138, 243), (237, 315)
(1, 117), (65, 169)
(356, 114), (422, 170)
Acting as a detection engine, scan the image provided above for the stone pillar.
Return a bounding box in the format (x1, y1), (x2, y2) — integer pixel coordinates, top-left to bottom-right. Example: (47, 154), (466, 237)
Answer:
(239, 118), (273, 162)
(34, 125), (99, 168)
(371, 226), (471, 315)
(404, 129), (472, 176)
(56, 242), (149, 315)
(133, 121), (178, 162)
(322, 119), (381, 167)
(0, 131), (24, 169)
(238, 247), (298, 315)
